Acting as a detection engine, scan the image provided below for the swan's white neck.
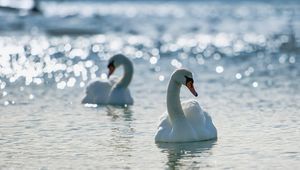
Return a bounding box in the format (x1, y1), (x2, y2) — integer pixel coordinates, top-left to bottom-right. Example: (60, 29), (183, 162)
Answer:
(167, 79), (185, 123)
(116, 58), (133, 88)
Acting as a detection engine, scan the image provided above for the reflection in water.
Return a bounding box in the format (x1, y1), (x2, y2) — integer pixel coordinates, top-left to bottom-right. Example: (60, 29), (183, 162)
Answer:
(106, 106), (135, 166)
(106, 105), (133, 121)
(157, 140), (216, 169)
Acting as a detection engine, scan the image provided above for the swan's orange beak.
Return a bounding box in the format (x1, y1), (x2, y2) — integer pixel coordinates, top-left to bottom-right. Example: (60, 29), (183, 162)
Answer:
(108, 65), (115, 78)
(186, 81), (198, 97)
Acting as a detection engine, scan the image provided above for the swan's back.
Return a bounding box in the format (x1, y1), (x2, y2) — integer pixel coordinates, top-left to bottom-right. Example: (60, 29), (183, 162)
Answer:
(182, 100), (206, 126)
(82, 79), (112, 104)
(108, 86), (133, 105)
(182, 100), (217, 140)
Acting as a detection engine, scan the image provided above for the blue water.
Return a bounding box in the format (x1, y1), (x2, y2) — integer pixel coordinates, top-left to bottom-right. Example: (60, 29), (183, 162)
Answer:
(0, 1), (299, 169)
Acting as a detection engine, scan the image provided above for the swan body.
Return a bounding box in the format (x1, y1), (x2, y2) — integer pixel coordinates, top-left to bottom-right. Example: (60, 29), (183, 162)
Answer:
(155, 69), (217, 142)
(82, 54), (134, 105)
(107, 86), (133, 105)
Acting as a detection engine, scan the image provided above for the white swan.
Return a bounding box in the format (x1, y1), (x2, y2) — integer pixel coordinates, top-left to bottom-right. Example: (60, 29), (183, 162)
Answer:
(155, 69), (217, 142)
(82, 54), (134, 105)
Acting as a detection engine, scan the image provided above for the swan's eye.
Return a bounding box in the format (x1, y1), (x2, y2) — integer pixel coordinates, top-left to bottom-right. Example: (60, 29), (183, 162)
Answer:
(184, 76), (194, 85)
(107, 61), (114, 68)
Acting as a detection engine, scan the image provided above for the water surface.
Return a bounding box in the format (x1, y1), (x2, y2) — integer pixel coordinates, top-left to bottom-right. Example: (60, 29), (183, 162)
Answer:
(0, 1), (300, 169)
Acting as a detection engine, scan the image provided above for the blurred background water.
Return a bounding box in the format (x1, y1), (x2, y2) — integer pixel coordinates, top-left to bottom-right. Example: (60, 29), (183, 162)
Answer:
(0, 0), (299, 169)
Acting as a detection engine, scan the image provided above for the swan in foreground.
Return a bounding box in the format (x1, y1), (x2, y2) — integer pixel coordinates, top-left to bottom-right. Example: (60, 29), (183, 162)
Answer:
(155, 69), (217, 142)
(82, 54), (134, 105)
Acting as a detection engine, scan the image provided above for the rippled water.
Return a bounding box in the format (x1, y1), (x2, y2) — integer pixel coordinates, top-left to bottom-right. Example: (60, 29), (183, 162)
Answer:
(0, 1), (300, 169)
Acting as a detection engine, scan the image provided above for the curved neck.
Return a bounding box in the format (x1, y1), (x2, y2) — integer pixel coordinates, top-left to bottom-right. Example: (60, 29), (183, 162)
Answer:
(116, 59), (133, 88)
(167, 79), (185, 124)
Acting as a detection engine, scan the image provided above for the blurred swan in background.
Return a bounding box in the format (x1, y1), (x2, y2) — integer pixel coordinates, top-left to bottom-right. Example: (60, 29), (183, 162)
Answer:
(82, 54), (134, 106)
(0, 0), (41, 14)
(155, 69), (217, 142)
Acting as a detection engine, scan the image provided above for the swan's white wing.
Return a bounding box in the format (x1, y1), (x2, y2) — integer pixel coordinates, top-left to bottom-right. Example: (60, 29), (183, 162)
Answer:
(182, 100), (206, 126)
(108, 87), (133, 105)
(156, 111), (200, 142)
(155, 112), (172, 142)
(182, 100), (217, 140)
(82, 79), (112, 104)
(157, 112), (172, 129)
